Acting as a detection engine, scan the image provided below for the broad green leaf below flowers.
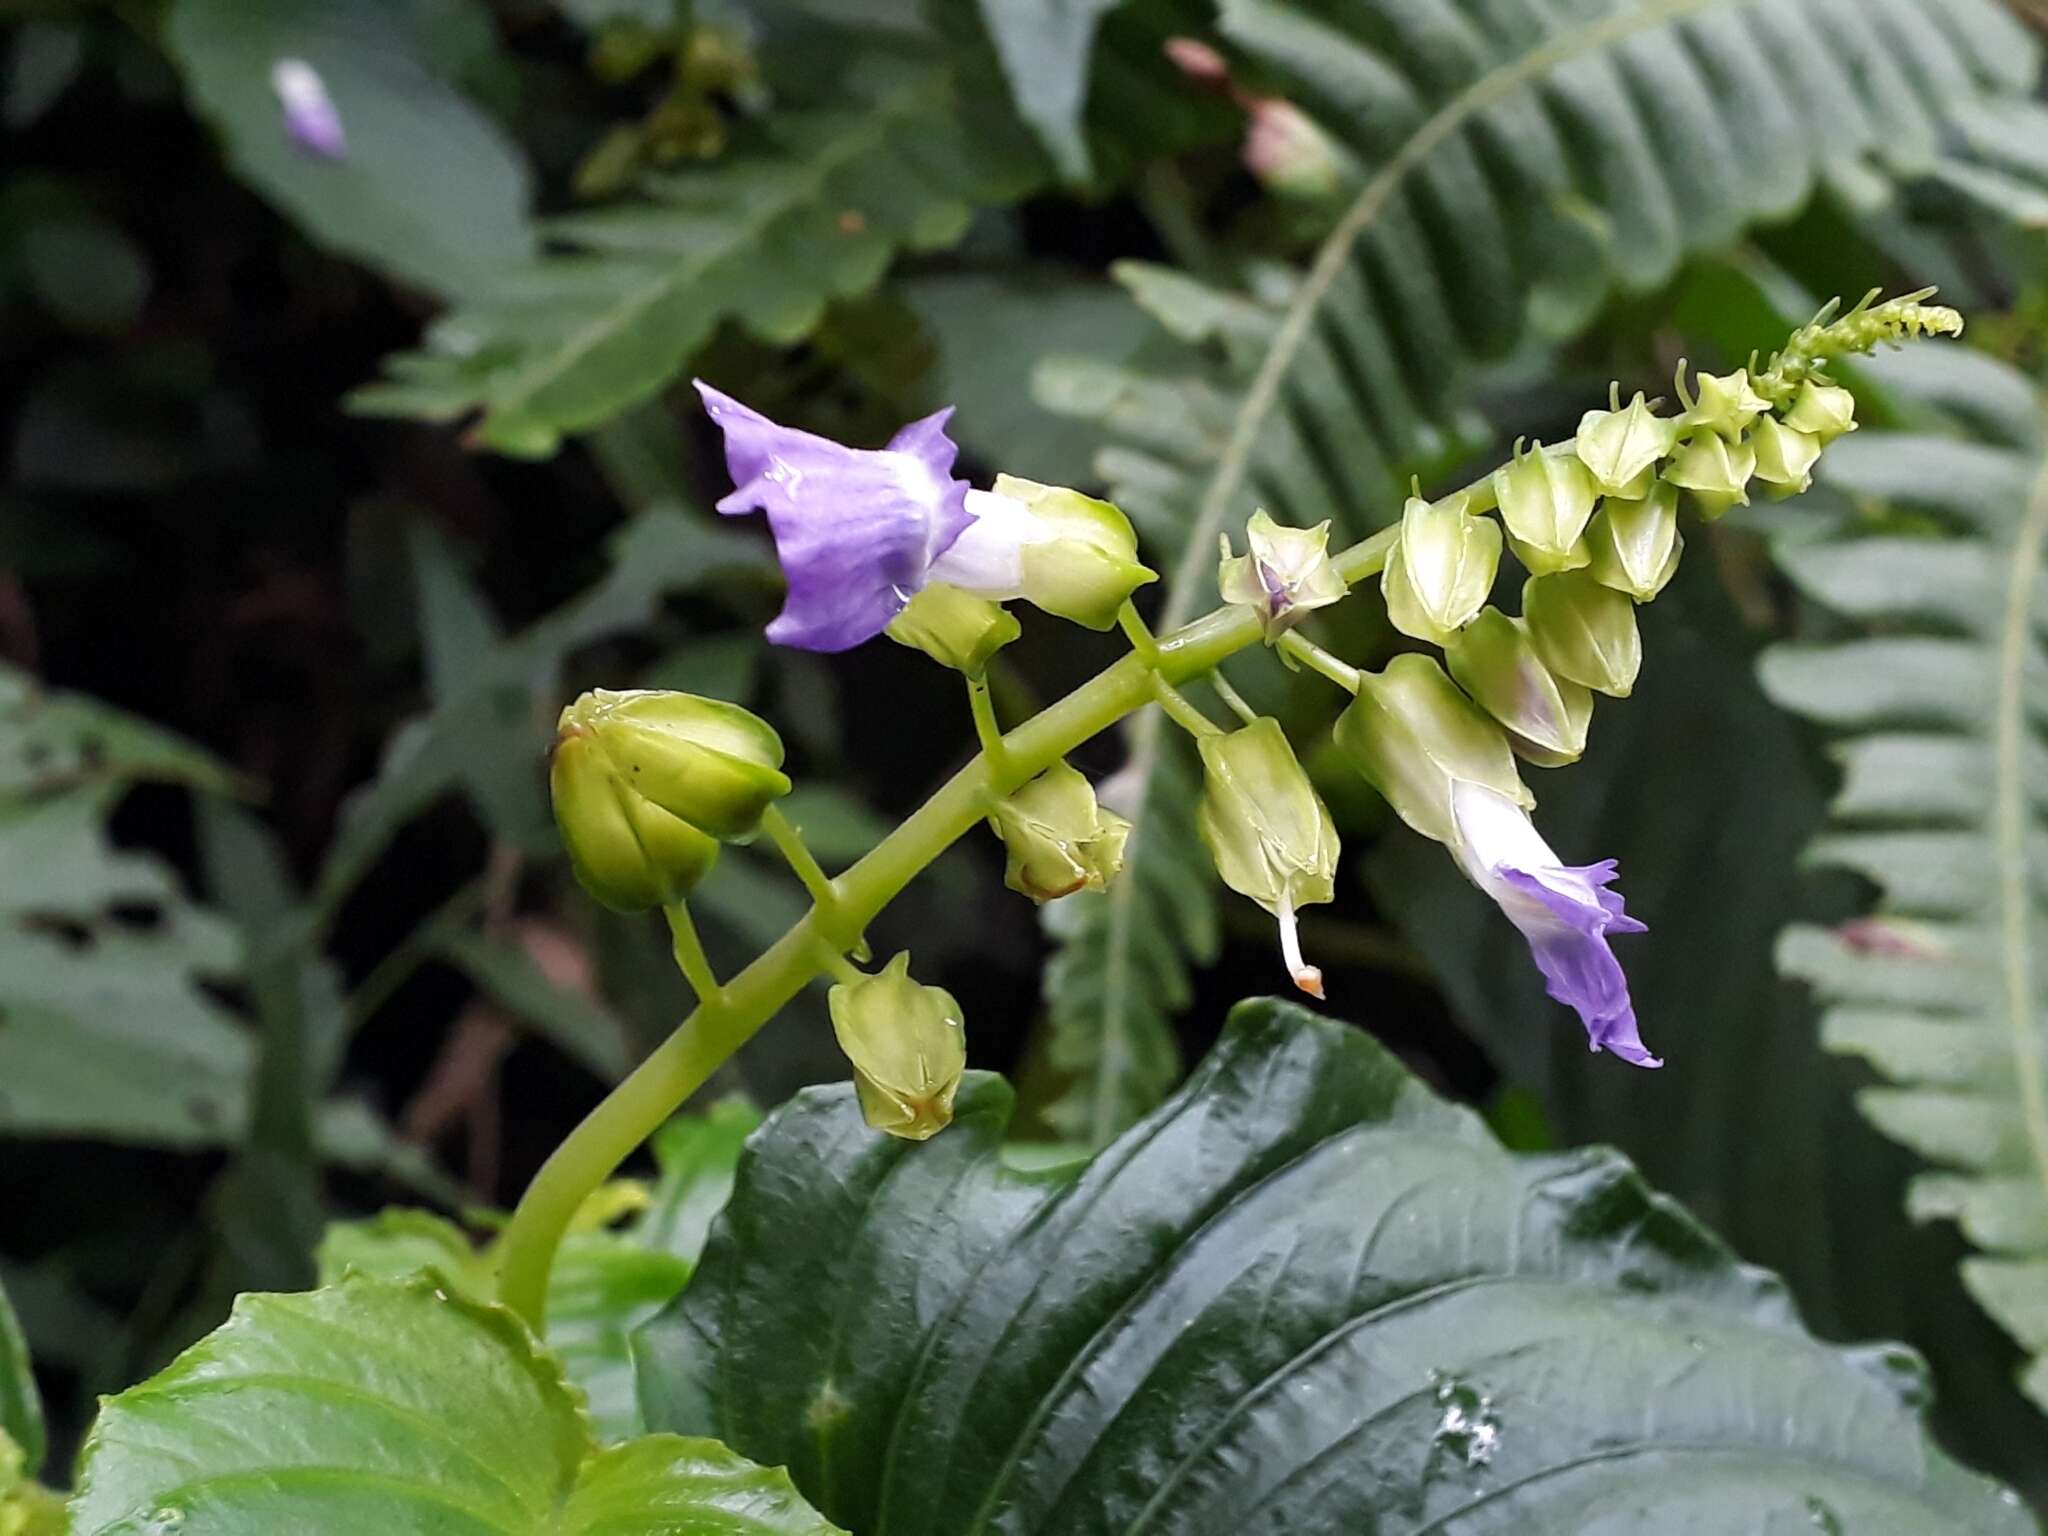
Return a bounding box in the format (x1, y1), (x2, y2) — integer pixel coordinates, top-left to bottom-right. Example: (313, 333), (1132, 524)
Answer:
(1758, 345), (2048, 1415)
(634, 999), (2030, 1534)
(68, 1277), (841, 1536)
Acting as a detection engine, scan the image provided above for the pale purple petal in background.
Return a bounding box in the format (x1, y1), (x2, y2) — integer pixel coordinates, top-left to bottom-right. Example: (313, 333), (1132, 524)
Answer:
(271, 58), (346, 161)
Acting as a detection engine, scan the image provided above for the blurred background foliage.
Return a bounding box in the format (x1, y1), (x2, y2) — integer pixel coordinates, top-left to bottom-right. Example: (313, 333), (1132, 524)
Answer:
(6, 0), (2048, 1506)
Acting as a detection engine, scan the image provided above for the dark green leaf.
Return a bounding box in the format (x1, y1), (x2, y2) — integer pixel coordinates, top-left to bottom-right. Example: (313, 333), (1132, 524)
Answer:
(640, 1097), (760, 1264)
(0, 1278), (43, 1481)
(69, 1278), (841, 1534)
(638, 1000), (2027, 1533)
(165, 0), (535, 297)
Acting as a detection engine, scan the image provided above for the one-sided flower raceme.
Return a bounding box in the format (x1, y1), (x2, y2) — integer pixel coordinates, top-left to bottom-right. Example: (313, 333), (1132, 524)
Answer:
(988, 762), (1130, 903)
(828, 953), (968, 1141)
(698, 384), (1154, 650)
(1195, 718), (1339, 998)
(1448, 781), (1659, 1069)
(1217, 511), (1349, 641)
(271, 58), (347, 161)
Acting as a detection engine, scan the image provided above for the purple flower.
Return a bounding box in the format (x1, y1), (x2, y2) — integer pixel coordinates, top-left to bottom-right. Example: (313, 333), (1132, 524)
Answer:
(695, 383), (974, 652)
(1450, 781), (1660, 1068)
(271, 59), (347, 162)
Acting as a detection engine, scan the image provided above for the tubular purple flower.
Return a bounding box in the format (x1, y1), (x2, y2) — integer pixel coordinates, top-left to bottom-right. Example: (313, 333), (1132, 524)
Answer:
(1449, 781), (1660, 1069)
(271, 59), (347, 161)
(695, 382), (973, 652)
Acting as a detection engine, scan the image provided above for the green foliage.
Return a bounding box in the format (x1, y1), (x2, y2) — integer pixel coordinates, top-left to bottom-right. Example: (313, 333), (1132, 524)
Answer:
(314, 1100), (755, 1440)
(0, 1280), (43, 1485)
(1034, 0), (2048, 1141)
(974, 0), (1122, 181)
(68, 1277), (841, 1535)
(166, 0), (534, 298)
(356, 39), (1043, 456)
(637, 999), (2026, 1532)
(1758, 347), (2048, 1413)
(0, 666), (252, 1146)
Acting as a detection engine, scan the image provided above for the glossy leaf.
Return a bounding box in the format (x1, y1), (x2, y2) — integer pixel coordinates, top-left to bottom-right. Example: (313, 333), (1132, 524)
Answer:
(1758, 346), (2048, 1413)
(1033, 0), (2048, 1141)
(69, 1277), (841, 1535)
(637, 1000), (2027, 1533)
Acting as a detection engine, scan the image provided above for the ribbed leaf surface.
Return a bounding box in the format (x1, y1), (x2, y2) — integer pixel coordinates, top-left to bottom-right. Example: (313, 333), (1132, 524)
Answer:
(1758, 347), (2048, 1413)
(636, 1000), (2032, 1534)
(1032, 0), (2046, 1141)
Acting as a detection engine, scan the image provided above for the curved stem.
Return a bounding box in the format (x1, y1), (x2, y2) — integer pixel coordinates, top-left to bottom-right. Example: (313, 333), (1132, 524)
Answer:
(662, 902), (723, 1009)
(496, 525), (1400, 1325)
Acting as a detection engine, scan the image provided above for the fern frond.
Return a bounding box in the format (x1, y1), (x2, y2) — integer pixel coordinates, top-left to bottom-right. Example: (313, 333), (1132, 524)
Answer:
(1759, 346), (2048, 1413)
(1034, 0), (2045, 1141)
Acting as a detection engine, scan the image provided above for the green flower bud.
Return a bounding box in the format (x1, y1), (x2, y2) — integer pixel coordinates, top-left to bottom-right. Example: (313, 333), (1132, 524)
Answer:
(988, 761), (1130, 903)
(1195, 717), (1339, 997)
(828, 952), (967, 1142)
(1382, 495), (1500, 644)
(558, 689), (791, 840)
(1523, 572), (1641, 699)
(1782, 380), (1858, 445)
(994, 474), (1157, 630)
(1217, 510), (1349, 641)
(1748, 415), (1823, 496)
(1491, 444), (1599, 574)
(1446, 608), (1593, 768)
(1683, 368), (1768, 441)
(1332, 653), (1530, 848)
(1574, 391), (1679, 497)
(1585, 482), (1682, 602)
(550, 728), (720, 912)
(886, 583), (1020, 677)
(1664, 433), (1756, 521)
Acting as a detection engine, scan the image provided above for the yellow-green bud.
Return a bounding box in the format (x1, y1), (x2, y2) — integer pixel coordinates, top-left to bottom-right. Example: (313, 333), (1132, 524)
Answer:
(1749, 415), (1822, 496)
(550, 728), (720, 912)
(1523, 572), (1641, 699)
(1217, 510), (1349, 641)
(994, 474), (1157, 630)
(1446, 608), (1593, 768)
(1575, 391), (1679, 498)
(1664, 433), (1756, 521)
(1782, 380), (1858, 445)
(828, 952), (966, 1142)
(886, 583), (1020, 677)
(1585, 482), (1682, 602)
(1491, 444), (1599, 575)
(557, 689), (791, 840)
(1683, 368), (1768, 441)
(1332, 654), (1530, 848)
(987, 761), (1130, 903)
(1195, 717), (1339, 998)
(1382, 494), (1500, 645)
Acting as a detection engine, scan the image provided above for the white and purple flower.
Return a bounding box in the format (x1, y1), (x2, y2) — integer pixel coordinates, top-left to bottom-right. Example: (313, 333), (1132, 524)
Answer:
(1449, 780), (1659, 1068)
(271, 58), (347, 162)
(696, 383), (1153, 651)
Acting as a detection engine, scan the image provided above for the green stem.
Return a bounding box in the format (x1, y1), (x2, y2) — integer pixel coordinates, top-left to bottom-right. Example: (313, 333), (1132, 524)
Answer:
(496, 523), (1401, 1326)
(967, 676), (1012, 780)
(1151, 674), (1225, 738)
(761, 804), (838, 914)
(662, 902), (723, 1009)
(1209, 670), (1261, 727)
(1278, 632), (1362, 694)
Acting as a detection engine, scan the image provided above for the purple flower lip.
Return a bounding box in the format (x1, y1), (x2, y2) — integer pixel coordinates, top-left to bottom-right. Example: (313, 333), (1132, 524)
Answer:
(1451, 782), (1659, 1068)
(271, 59), (347, 161)
(695, 382), (973, 652)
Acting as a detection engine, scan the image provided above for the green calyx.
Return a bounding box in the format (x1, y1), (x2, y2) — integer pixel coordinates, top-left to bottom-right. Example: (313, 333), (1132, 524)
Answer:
(1664, 433), (1756, 521)
(1383, 495), (1499, 645)
(1523, 571), (1641, 699)
(1575, 391), (1679, 498)
(1680, 367), (1768, 442)
(549, 689), (791, 913)
(828, 952), (967, 1142)
(1217, 510), (1349, 641)
(1749, 415), (1823, 496)
(1586, 482), (1682, 602)
(1333, 653), (1529, 848)
(994, 474), (1157, 630)
(1447, 608), (1593, 768)
(1492, 444), (1599, 574)
(987, 761), (1130, 903)
(888, 583), (1021, 677)
(1194, 717), (1339, 997)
